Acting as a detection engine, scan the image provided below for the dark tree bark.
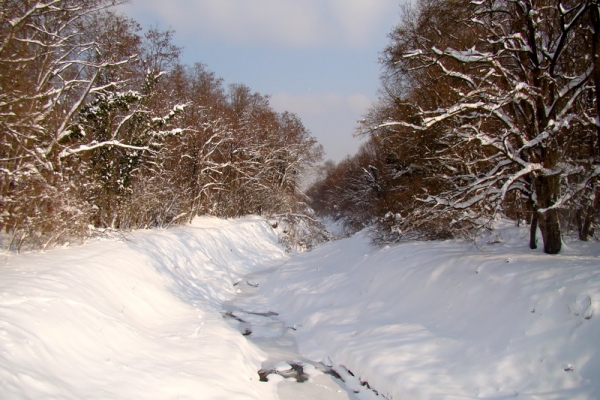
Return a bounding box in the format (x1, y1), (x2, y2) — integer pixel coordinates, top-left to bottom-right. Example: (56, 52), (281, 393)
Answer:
(592, 2), (600, 161)
(538, 209), (561, 254)
(529, 208), (538, 250)
(581, 3), (600, 243)
(579, 187), (599, 241)
(535, 174), (562, 254)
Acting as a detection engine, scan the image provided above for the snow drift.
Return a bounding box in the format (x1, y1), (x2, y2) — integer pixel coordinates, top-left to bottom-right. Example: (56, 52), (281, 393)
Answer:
(1, 217), (599, 399)
(240, 223), (600, 399)
(0, 217), (287, 399)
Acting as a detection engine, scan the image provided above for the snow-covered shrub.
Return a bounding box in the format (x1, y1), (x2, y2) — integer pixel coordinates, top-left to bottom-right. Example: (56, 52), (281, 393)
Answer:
(1, 175), (94, 252)
(271, 212), (332, 252)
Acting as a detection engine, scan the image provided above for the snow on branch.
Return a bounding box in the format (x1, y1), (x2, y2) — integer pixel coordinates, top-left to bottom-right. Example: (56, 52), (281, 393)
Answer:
(432, 46), (494, 63)
(59, 141), (149, 158)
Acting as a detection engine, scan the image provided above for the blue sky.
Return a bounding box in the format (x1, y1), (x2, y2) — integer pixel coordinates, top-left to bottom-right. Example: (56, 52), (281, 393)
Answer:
(116, 0), (402, 162)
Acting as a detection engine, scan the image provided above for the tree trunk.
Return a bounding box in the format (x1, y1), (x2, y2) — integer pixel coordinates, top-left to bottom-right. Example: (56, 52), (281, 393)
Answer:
(591, 3), (600, 161)
(535, 174), (562, 254)
(584, 4), (600, 242)
(580, 187), (599, 241)
(580, 208), (593, 241)
(576, 208), (584, 239)
(537, 208), (561, 254)
(529, 208), (538, 249)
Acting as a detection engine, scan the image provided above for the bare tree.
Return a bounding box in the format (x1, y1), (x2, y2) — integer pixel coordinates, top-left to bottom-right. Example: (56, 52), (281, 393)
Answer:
(367, 0), (598, 253)
(0, 2), (325, 248)
(0, 0), (133, 247)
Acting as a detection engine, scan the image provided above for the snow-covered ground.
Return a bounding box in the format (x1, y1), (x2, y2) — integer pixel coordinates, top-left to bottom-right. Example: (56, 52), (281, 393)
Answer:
(241, 222), (600, 399)
(0, 218), (287, 399)
(1, 218), (599, 399)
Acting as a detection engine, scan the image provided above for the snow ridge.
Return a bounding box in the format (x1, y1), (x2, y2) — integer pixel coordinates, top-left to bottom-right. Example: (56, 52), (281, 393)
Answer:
(0, 217), (286, 399)
(243, 224), (600, 399)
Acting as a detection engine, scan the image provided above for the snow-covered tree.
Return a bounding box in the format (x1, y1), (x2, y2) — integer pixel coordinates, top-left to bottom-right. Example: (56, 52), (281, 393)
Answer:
(0, 2), (324, 249)
(306, 141), (387, 233)
(0, 0), (133, 247)
(149, 66), (323, 224)
(367, 0), (599, 253)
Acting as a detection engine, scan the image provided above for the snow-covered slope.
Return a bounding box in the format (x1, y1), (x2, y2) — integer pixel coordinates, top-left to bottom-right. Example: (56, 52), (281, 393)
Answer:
(241, 223), (600, 399)
(2, 218), (599, 399)
(0, 217), (287, 399)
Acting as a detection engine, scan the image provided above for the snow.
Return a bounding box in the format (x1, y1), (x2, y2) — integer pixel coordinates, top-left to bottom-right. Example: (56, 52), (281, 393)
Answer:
(59, 140), (149, 158)
(1, 218), (599, 399)
(240, 222), (600, 399)
(0, 217), (287, 399)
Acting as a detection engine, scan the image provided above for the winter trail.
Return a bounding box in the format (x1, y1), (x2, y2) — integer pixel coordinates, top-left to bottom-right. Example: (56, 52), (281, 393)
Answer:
(1, 217), (599, 399)
(223, 265), (360, 400)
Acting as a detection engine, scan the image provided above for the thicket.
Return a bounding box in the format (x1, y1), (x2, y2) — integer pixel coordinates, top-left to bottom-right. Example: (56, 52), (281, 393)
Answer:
(1, 0), (322, 250)
(308, 0), (600, 254)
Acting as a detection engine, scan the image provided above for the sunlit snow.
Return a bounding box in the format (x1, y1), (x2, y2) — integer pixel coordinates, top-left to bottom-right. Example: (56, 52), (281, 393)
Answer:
(1, 218), (599, 399)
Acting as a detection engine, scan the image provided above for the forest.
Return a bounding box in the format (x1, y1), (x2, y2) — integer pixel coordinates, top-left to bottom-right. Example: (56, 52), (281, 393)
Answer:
(1, 0), (323, 250)
(3, 0), (600, 255)
(308, 0), (600, 254)
(2, 2), (599, 397)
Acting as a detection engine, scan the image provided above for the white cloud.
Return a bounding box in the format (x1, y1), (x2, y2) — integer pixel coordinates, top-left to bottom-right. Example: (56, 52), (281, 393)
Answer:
(347, 93), (372, 113)
(330, 0), (399, 46)
(270, 91), (371, 118)
(270, 91), (371, 161)
(197, 1), (325, 47)
(121, 0), (399, 48)
(270, 91), (342, 116)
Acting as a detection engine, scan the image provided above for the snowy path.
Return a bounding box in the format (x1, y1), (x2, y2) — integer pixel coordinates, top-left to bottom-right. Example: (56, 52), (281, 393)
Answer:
(240, 224), (600, 399)
(223, 265), (359, 400)
(1, 218), (599, 399)
(0, 218), (289, 399)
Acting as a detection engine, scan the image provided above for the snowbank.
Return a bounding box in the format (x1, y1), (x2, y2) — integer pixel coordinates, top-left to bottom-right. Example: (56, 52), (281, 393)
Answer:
(0, 217), (287, 399)
(241, 224), (600, 399)
(3, 217), (598, 399)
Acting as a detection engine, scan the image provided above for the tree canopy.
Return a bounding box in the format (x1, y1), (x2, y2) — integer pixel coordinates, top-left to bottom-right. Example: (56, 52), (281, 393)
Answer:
(0, 0), (322, 250)
(308, 0), (600, 254)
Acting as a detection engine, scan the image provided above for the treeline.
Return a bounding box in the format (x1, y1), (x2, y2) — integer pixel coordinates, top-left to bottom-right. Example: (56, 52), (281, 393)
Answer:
(308, 0), (600, 254)
(1, 0), (322, 250)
